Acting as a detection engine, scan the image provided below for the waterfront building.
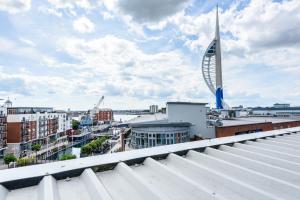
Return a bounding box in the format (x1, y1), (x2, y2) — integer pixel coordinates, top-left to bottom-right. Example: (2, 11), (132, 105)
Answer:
(0, 106), (7, 156)
(130, 122), (190, 149)
(128, 102), (215, 149)
(251, 104), (300, 117)
(4, 106), (71, 156)
(149, 105), (159, 113)
(94, 108), (113, 123)
(167, 102), (215, 138)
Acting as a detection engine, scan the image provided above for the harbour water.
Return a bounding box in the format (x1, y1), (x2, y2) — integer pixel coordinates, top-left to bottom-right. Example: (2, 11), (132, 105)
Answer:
(114, 114), (139, 122)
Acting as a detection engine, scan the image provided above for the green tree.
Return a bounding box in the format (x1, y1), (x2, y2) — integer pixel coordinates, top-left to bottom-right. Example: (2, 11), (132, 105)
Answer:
(31, 144), (41, 163)
(60, 154), (76, 161)
(17, 157), (35, 167)
(81, 144), (93, 155)
(72, 120), (80, 130)
(80, 136), (109, 156)
(4, 153), (17, 167)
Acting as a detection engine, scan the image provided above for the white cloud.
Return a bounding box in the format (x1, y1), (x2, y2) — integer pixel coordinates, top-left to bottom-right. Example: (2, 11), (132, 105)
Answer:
(174, 0), (300, 53)
(38, 5), (62, 17)
(73, 16), (95, 33)
(0, 0), (31, 14)
(48, 0), (98, 9)
(117, 0), (191, 23)
(58, 35), (207, 101)
(101, 11), (114, 20)
(100, 0), (191, 34)
(19, 38), (36, 47)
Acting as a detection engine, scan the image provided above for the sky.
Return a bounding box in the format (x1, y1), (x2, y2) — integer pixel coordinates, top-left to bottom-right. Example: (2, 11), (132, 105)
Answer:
(0, 0), (300, 110)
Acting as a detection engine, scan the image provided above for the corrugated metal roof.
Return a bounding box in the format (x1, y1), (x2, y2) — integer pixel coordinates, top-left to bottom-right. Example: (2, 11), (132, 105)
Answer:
(1, 127), (300, 200)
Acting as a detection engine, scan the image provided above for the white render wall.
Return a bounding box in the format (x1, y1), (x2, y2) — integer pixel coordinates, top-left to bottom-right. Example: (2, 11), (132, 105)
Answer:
(167, 103), (215, 138)
(0, 106), (7, 116)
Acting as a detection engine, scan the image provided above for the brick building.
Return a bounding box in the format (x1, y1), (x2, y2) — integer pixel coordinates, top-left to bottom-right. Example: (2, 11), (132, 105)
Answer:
(94, 109), (113, 122)
(4, 107), (71, 156)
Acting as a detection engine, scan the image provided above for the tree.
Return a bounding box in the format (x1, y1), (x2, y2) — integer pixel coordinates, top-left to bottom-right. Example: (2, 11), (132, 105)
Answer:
(81, 144), (93, 155)
(60, 154), (76, 161)
(31, 144), (41, 163)
(16, 157), (35, 167)
(4, 153), (16, 167)
(72, 120), (80, 130)
(80, 136), (109, 156)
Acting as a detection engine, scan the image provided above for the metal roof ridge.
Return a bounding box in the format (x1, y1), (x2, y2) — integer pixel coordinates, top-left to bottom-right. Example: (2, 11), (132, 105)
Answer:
(0, 127), (299, 184)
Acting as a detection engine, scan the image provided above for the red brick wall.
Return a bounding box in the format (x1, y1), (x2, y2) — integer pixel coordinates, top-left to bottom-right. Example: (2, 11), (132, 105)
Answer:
(273, 121), (300, 129)
(47, 118), (58, 135)
(95, 110), (113, 121)
(29, 121), (36, 140)
(7, 122), (22, 143)
(216, 122), (273, 138)
(216, 120), (300, 138)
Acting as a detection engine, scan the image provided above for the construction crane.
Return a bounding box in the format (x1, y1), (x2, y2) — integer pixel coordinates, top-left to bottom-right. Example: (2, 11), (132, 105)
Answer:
(90, 96), (104, 118)
(80, 96), (105, 127)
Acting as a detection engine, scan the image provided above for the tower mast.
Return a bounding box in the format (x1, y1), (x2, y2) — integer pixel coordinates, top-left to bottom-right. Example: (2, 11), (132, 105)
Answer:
(215, 5), (223, 109)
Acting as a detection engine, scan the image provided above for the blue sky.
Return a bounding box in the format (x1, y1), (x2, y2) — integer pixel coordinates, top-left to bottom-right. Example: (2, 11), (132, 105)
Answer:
(0, 0), (300, 110)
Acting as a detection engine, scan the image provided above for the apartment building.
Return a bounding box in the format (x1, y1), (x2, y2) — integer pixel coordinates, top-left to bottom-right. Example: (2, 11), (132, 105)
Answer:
(0, 106), (7, 156)
(5, 107), (71, 156)
(94, 109), (113, 122)
(149, 105), (159, 113)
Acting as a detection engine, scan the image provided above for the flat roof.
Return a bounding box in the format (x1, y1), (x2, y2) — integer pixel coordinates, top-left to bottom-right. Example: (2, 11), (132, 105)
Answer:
(167, 102), (207, 105)
(122, 113), (167, 124)
(221, 117), (300, 127)
(130, 121), (191, 128)
(1, 127), (300, 200)
(252, 107), (300, 111)
(8, 107), (53, 109)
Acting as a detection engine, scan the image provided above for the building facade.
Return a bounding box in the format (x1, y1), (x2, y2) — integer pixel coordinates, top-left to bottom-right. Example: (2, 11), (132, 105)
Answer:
(216, 118), (300, 138)
(5, 107), (71, 155)
(149, 105), (159, 113)
(167, 102), (215, 138)
(0, 107), (7, 156)
(94, 109), (113, 122)
(130, 122), (190, 149)
(251, 104), (300, 117)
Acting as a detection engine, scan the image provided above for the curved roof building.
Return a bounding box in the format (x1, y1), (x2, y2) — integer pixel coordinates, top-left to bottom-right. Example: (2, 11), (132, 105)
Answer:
(202, 6), (226, 109)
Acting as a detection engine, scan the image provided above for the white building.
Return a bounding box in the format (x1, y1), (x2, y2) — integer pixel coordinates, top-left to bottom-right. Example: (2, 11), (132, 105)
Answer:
(167, 102), (215, 138)
(128, 102), (216, 149)
(130, 122), (190, 149)
(251, 104), (300, 117)
(149, 105), (159, 113)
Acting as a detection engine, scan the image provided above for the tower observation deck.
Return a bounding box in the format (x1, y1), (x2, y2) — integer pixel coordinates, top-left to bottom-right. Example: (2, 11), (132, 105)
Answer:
(202, 6), (227, 109)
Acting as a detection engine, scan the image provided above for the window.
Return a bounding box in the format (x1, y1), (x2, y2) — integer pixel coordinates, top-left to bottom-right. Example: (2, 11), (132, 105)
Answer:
(157, 134), (161, 145)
